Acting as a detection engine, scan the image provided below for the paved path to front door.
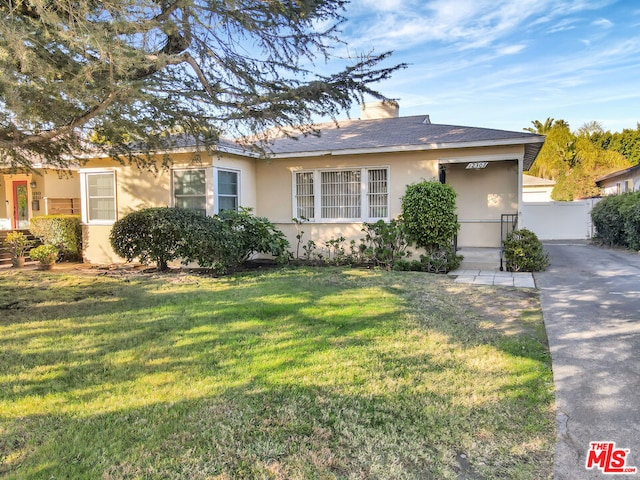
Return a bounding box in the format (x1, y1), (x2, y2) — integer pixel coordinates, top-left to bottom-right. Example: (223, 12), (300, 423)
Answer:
(534, 242), (640, 479)
(449, 269), (536, 288)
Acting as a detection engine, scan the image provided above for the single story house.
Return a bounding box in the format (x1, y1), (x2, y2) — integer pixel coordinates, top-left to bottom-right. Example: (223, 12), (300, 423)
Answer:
(0, 166), (81, 230)
(595, 163), (640, 195)
(79, 102), (545, 265)
(522, 174), (555, 202)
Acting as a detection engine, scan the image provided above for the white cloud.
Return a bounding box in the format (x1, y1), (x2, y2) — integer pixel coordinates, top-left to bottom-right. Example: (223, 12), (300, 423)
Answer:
(496, 44), (527, 55)
(545, 18), (578, 33)
(592, 17), (614, 27)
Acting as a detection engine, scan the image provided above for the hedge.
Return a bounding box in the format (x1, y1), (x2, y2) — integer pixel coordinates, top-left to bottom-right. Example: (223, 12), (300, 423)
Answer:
(29, 215), (82, 261)
(591, 192), (640, 249)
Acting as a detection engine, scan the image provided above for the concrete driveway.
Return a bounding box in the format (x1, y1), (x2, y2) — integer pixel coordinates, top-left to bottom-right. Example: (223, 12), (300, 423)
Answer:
(535, 242), (640, 479)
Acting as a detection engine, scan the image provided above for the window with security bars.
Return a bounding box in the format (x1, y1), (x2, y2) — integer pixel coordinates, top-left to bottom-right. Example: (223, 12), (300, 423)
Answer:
(294, 167), (389, 221)
(173, 169), (207, 215)
(295, 172), (315, 219)
(368, 168), (388, 218)
(321, 170), (361, 219)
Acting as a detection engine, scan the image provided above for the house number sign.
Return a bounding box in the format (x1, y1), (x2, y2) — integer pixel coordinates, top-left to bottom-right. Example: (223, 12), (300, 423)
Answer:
(465, 162), (489, 169)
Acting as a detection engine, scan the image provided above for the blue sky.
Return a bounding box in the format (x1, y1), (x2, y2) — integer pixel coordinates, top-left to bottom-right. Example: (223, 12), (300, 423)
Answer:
(336, 0), (640, 133)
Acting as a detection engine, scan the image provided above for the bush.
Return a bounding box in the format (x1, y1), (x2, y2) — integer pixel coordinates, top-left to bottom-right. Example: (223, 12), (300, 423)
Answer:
(591, 194), (629, 246)
(110, 207), (207, 270)
(30, 215), (82, 261)
(3, 231), (33, 257)
(361, 219), (411, 270)
(502, 229), (549, 272)
(29, 244), (59, 265)
(620, 192), (640, 250)
(110, 207), (290, 273)
(419, 248), (462, 273)
(392, 248), (462, 273)
(184, 208), (290, 273)
(401, 181), (459, 253)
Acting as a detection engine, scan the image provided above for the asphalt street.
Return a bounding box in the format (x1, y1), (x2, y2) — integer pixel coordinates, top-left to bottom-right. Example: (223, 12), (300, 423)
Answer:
(535, 242), (640, 479)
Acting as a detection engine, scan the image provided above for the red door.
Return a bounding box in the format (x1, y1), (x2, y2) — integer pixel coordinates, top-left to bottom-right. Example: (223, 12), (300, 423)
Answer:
(12, 181), (28, 229)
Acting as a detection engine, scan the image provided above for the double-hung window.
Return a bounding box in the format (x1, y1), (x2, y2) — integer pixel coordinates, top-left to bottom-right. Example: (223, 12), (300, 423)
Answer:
(215, 169), (239, 213)
(81, 170), (116, 224)
(173, 168), (207, 215)
(294, 167), (389, 221)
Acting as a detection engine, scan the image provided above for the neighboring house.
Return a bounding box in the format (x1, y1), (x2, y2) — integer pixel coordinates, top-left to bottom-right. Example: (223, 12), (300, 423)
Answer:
(595, 163), (640, 195)
(0, 166), (81, 230)
(79, 102), (545, 265)
(522, 174), (556, 202)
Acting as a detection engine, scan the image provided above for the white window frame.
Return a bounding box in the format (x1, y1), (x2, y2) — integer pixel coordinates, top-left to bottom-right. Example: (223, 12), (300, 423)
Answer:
(80, 169), (117, 225)
(214, 167), (241, 214)
(171, 167), (214, 215)
(292, 166), (390, 223)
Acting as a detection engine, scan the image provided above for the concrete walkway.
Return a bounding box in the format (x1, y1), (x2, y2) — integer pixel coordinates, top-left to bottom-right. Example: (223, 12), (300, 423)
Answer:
(448, 247), (536, 288)
(449, 268), (536, 288)
(535, 242), (640, 479)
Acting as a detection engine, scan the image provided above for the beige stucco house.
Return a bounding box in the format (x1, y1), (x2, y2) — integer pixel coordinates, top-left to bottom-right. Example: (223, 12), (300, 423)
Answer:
(0, 167), (80, 230)
(78, 103), (545, 265)
(595, 163), (640, 195)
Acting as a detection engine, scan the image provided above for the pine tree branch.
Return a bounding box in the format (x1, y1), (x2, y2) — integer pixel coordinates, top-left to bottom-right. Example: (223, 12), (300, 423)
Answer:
(0, 91), (119, 148)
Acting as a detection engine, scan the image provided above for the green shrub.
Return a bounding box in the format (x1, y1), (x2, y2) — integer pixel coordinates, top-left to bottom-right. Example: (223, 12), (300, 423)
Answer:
(419, 248), (462, 273)
(361, 219), (410, 269)
(502, 229), (549, 272)
(620, 192), (640, 250)
(591, 194), (629, 246)
(3, 231), (33, 257)
(401, 181), (459, 253)
(110, 207), (207, 270)
(185, 208), (290, 274)
(29, 244), (59, 265)
(30, 215), (81, 260)
(392, 249), (462, 273)
(110, 207), (290, 273)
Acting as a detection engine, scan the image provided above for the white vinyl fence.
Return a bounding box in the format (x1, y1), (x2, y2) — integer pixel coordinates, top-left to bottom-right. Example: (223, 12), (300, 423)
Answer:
(520, 198), (601, 240)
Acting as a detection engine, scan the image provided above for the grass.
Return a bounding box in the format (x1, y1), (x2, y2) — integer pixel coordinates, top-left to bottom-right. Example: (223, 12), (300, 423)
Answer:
(0, 266), (555, 479)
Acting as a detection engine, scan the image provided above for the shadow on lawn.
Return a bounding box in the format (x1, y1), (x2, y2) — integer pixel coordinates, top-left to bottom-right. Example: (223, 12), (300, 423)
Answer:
(0, 268), (554, 479)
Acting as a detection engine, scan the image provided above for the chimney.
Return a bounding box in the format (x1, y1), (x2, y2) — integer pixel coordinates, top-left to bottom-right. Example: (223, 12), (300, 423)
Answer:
(361, 101), (400, 120)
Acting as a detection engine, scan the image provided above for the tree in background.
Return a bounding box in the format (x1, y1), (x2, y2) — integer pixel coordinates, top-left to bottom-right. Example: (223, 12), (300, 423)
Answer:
(526, 119), (576, 181)
(0, 0), (404, 170)
(525, 119), (631, 200)
(588, 124), (640, 166)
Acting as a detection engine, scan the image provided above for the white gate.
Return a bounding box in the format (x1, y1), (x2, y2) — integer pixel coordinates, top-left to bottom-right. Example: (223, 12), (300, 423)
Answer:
(520, 199), (600, 240)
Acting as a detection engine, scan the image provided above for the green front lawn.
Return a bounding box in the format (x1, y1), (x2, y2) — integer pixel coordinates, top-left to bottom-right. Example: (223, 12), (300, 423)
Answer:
(0, 267), (554, 479)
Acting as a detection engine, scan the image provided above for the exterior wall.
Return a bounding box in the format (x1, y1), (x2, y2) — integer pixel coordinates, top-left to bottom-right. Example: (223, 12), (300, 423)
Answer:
(81, 143), (526, 264)
(257, 145), (524, 250)
(599, 173), (640, 195)
(0, 176), (8, 229)
(82, 152), (257, 265)
(39, 171), (81, 199)
(1, 170), (82, 228)
(444, 157), (520, 248)
(256, 150), (439, 250)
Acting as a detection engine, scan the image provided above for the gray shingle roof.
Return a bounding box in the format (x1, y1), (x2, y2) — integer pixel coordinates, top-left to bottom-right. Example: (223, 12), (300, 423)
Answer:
(595, 162), (640, 184)
(265, 115), (544, 170)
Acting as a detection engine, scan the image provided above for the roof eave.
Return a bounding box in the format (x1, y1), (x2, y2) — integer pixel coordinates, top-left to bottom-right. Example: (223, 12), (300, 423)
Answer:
(270, 136), (545, 160)
(595, 163), (640, 185)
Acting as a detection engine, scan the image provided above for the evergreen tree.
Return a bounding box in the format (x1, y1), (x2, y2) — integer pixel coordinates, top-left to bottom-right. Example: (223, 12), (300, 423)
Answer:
(526, 118), (631, 200)
(0, 0), (405, 169)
